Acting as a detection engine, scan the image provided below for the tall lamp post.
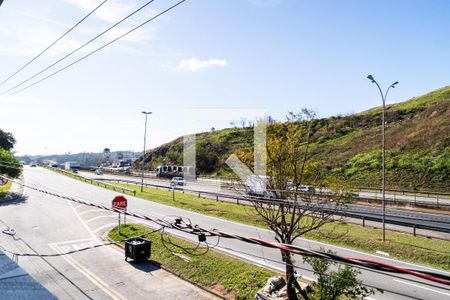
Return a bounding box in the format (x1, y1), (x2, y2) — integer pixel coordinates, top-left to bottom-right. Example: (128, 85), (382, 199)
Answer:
(141, 111), (152, 192)
(367, 75), (398, 242)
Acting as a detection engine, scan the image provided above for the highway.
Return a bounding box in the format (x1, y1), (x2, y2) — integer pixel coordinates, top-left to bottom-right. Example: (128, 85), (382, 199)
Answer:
(3, 167), (450, 299)
(123, 171), (450, 206)
(79, 171), (450, 236)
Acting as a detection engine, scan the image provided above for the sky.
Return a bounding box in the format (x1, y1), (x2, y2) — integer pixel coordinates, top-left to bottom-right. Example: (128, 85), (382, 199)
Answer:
(0, 0), (449, 155)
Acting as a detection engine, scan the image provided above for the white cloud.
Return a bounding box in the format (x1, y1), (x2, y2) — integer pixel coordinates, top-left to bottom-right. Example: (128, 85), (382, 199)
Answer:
(175, 58), (227, 72)
(62, 0), (137, 23)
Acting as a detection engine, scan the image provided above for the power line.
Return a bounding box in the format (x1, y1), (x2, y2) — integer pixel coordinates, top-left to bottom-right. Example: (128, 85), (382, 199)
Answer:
(1, 174), (449, 287)
(0, 0), (109, 88)
(2, 0), (187, 99)
(0, 0), (159, 97)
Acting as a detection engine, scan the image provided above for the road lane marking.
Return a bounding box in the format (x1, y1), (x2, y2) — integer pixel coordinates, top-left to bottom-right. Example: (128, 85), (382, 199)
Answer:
(78, 209), (106, 216)
(49, 243), (127, 300)
(84, 215), (115, 224)
(68, 201), (97, 239)
(92, 223), (118, 234)
(49, 238), (96, 247)
(394, 279), (450, 296)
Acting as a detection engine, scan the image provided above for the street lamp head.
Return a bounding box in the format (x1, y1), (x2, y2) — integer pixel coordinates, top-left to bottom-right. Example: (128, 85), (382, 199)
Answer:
(141, 111), (152, 115)
(391, 81), (399, 88)
(367, 75), (375, 82)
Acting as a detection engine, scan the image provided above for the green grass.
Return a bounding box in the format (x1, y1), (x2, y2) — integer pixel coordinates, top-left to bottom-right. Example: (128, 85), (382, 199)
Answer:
(0, 180), (11, 197)
(46, 167), (450, 271)
(108, 182), (450, 271)
(306, 223), (450, 270)
(108, 223), (276, 299)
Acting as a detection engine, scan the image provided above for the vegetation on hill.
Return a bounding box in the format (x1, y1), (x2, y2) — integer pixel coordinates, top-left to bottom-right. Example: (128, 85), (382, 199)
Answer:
(19, 150), (138, 167)
(135, 86), (450, 192)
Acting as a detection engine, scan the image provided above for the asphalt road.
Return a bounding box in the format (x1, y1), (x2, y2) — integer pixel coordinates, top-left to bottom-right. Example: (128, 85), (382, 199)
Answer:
(0, 167), (217, 300)
(127, 171), (450, 206)
(79, 171), (450, 235)
(6, 167), (450, 299)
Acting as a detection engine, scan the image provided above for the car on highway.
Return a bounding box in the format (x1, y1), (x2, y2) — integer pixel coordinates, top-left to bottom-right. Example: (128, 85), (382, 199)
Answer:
(170, 177), (186, 186)
(299, 185), (315, 193)
(94, 168), (104, 175)
(30, 162), (37, 167)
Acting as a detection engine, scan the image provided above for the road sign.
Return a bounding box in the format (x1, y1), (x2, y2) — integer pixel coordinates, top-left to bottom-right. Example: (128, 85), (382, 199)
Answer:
(112, 195), (127, 210)
(0, 177), (7, 186)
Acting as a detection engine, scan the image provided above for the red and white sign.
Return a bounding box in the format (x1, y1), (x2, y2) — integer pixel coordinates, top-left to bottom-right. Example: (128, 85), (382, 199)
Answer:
(112, 195), (127, 211)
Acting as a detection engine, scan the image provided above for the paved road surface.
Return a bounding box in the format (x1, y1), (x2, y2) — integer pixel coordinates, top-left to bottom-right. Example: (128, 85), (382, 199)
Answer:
(0, 168), (217, 300)
(5, 167), (450, 299)
(79, 171), (450, 235)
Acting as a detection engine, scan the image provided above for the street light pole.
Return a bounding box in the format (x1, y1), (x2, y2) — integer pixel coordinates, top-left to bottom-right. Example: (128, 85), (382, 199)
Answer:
(367, 75), (398, 242)
(141, 111), (152, 192)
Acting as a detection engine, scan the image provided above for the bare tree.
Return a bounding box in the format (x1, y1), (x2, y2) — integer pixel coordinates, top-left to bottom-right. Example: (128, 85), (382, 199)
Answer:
(237, 110), (351, 299)
(240, 118), (247, 128)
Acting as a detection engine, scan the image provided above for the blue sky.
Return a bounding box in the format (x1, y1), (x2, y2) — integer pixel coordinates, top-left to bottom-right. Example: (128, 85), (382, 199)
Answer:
(0, 0), (449, 155)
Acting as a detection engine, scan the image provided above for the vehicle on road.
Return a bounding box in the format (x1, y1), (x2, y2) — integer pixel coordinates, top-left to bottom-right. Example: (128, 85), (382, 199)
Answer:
(299, 185), (315, 194)
(30, 162), (37, 167)
(245, 175), (279, 199)
(64, 161), (80, 173)
(170, 177), (186, 186)
(156, 165), (195, 179)
(94, 168), (104, 175)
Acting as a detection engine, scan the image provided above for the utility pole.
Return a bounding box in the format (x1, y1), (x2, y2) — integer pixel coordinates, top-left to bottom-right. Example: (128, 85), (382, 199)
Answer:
(141, 111), (152, 192)
(367, 75), (398, 242)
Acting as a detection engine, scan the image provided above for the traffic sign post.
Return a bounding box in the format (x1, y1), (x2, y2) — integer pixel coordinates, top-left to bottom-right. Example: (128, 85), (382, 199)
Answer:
(112, 196), (127, 234)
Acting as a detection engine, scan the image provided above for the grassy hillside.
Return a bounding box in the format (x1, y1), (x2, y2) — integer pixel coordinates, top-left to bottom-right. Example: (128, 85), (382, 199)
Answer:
(135, 86), (450, 192)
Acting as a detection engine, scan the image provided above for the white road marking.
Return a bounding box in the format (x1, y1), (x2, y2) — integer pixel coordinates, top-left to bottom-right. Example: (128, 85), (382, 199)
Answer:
(68, 201), (97, 240)
(78, 209), (106, 216)
(394, 279), (450, 297)
(84, 215), (115, 224)
(49, 238), (96, 247)
(92, 223), (118, 234)
(49, 243), (127, 300)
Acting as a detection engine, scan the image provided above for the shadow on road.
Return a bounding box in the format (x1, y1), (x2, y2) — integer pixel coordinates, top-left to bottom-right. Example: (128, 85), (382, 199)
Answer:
(126, 259), (161, 273)
(0, 194), (28, 207)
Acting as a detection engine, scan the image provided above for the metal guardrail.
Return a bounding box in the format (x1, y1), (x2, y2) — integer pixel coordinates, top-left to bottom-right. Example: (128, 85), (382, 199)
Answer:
(44, 166), (136, 196)
(88, 170), (450, 202)
(97, 178), (450, 235)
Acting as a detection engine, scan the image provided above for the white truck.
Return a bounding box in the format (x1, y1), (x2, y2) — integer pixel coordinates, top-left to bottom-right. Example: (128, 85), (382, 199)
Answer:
(64, 161), (80, 173)
(245, 175), (278, 198)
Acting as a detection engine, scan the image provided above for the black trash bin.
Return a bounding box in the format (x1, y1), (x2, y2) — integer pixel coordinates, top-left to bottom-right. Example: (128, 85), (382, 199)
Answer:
(124, 237), (151, 262)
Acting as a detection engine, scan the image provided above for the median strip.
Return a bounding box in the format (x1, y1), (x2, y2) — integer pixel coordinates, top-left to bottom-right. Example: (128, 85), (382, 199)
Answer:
(46, 167), (450, 271)
(108, 223), (277, 299)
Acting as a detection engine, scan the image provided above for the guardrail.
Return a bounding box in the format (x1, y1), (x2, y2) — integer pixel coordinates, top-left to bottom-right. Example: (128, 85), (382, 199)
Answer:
(96, 177), (450, 235)
(43, 166), (136, 196)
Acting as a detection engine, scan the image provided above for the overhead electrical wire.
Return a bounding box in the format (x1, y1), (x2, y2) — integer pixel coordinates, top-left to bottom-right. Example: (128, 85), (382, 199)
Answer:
(0, 0), (109, 88)
(1, 174), (449, 287)
(0, 0), (157, 96)
(0, 0), (187, 99)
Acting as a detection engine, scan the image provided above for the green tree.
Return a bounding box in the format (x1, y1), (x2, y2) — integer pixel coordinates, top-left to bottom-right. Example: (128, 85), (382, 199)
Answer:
(0, 129), (16, 151)
(0, 148), (21, 178)
(239, 110), (352, 300)
(304, 250), (376, 300)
